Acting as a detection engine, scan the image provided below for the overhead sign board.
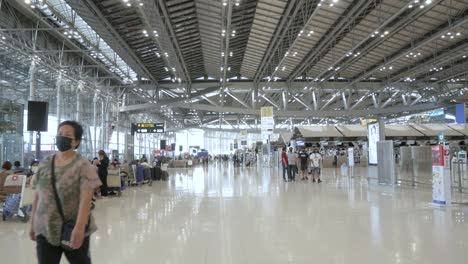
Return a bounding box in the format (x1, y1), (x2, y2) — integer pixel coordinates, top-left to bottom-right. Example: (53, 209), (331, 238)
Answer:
(0, 122), (16, 134)
(133, 123), (164, 133)
(240, 130), (248, 139)
(261, 106), (274, 135)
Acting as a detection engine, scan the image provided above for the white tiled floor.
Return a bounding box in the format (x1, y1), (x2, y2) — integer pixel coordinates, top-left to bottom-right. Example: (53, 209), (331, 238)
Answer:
(1, 162), (468, 263)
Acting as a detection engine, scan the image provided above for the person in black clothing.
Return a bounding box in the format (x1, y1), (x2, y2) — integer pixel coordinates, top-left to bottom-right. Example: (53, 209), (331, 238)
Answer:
(96, 150), (109, 197)
(298, 149), (309, 180)
(13, 161), (25, 173)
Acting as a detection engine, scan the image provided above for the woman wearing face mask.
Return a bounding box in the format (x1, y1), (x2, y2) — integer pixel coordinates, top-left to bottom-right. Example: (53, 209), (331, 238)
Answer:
(26, 160), (40, 185)
(28, 161), (39, 176)
(29, 120), (102, 264)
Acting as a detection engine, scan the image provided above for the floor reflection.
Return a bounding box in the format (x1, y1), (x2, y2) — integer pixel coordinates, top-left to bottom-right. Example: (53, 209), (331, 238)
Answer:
(0, 162), (467, 263)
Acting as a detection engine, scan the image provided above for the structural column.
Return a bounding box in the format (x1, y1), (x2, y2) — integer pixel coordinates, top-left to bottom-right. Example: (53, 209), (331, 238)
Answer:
(101, 97), (106, 151)
(29, 58), (39, 159)
(56, 71), (62, 123)
(115, 103), (120, 157)
(75, 82), (83, 122)
(93, 93), (98, 155)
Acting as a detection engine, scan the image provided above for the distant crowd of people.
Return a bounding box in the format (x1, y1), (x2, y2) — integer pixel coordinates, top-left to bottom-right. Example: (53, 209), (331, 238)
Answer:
(281, 147), (322, 183)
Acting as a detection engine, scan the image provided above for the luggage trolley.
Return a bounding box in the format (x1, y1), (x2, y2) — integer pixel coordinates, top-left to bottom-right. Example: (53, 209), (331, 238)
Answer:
(0, 174), (29, 222)
(107, 168), (122, 196)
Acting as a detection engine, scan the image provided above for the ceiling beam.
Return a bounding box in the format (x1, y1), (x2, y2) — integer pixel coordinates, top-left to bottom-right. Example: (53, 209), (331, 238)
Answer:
(287, 0), (378, 82)
(350, 9), (468, 85)
(220, 0), (233, 93)
(119, 86), (219, 112)
(320, 92), (340, 111)
(66, 0), (158, 85)
(292, 95), (313, 110)
(225, 90), (252, 109)
(173, 102), (445, 118)
(311, 90), (319, 111)
(252, 0), (302, 83)
(318, 0), (442, 82)
(202, 95), (221, 107)
(259, 93), (281, 110)
(386, 41), (468, 84)
(157, 0), (192, 86)
(381, 91), (400, 108)
(350, 92), (370, 110)
(341, 92), (349, 110)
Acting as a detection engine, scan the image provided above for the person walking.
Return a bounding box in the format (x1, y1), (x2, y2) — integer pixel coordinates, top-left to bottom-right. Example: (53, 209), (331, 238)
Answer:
(29, 120), (102, 264)
(281, 148), (289, 182)
(309, 149), (323, 183)
(96, 150), (110, 197)
(287, 147), (297, 181)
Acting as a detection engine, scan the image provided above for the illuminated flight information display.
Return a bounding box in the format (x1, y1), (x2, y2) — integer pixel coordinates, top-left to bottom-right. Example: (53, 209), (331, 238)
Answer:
(133, 123), (165, 133)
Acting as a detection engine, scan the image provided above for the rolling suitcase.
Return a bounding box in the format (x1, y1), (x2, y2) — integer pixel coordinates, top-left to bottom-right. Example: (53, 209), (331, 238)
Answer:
(153, 167), (162, 181)
(143, 167), (152, 181)
(136, 165), (144, 183)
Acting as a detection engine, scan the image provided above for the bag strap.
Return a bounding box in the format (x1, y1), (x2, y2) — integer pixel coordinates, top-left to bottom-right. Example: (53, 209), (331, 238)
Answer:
(51, 155), (66, 223)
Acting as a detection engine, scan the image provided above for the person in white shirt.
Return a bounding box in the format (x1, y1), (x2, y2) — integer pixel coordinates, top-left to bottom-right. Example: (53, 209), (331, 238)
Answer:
(309, 149), (322, 183)
(287, 147), (298, 181)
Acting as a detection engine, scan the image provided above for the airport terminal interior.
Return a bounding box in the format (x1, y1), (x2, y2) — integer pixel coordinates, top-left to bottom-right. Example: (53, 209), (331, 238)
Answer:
(0, 0), (468, 263)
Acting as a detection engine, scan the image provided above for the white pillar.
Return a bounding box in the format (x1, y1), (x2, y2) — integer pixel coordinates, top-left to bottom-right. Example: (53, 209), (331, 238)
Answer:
(56, 72), (62, 123)
(93, 94), (98, 155)
(116, 105), (120, 157)
(101, 98), (105, 151)
(29, 57), (37, 158)
(76, 92), (81, 122)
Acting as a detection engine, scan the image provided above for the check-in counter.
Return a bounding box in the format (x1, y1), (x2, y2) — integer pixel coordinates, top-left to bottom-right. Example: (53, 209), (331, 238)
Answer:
(323, 155), (367, 168)
(169, 160), (188, 168)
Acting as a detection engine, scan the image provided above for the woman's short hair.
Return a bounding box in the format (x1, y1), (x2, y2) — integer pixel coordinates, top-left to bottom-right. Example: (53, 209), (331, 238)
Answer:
(2, 161), (12, 170)
(58, 120), (83, 149)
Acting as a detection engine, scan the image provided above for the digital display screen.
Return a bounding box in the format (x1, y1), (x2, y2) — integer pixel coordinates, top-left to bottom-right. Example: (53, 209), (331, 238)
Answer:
(296, 140), (305, 146)
(368, 122), (380, 165)
(133, 123), (164, 133)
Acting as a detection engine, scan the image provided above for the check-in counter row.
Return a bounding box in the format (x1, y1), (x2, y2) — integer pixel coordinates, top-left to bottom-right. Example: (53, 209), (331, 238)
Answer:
(322, 156), (368, 168)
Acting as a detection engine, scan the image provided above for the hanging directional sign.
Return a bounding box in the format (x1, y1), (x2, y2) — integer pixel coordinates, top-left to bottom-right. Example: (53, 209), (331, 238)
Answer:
(261, 106), (274, 135)
(132, 123), (165, 133)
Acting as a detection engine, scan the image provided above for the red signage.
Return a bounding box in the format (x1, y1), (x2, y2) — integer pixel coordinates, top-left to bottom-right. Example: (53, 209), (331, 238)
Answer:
(431, 145), (444, 166)
(153, 149), (161, 156)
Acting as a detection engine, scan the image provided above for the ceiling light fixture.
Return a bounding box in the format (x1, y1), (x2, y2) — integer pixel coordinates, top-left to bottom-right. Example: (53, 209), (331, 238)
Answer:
(405, 52), (421, 58)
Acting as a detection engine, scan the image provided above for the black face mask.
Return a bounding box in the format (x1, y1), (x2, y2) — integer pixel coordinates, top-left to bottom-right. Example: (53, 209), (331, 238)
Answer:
(56, 136), (73, 152)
